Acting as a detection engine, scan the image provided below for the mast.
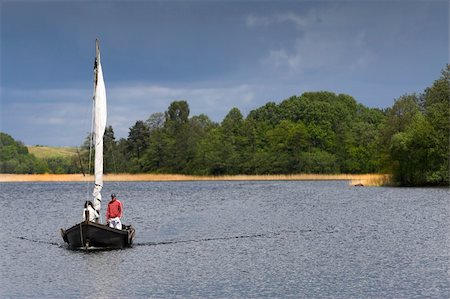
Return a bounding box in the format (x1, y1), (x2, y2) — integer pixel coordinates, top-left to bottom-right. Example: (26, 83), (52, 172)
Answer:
(92, 39), (107, 215)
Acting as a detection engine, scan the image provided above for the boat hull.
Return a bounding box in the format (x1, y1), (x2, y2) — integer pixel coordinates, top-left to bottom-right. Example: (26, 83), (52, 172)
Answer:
(61, 221), (135, 250)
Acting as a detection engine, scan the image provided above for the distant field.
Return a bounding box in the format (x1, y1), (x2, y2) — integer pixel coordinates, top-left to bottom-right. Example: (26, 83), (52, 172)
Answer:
(28, 146), (78, 159)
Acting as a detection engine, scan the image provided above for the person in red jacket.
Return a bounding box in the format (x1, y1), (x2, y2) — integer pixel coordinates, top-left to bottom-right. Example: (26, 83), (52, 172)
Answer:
(106, 193), (123, 229)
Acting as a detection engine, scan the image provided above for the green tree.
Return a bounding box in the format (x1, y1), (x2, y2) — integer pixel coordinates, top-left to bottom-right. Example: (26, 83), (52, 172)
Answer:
(195, 108), (246, 175)
(165, 100), (190, 130)
(142, 113), (167, 172)
(266, 120), (309, 173)
(188, 114), (217, 174)
(158, 100), (193, 173)
(421, 65), (450, 184)
(219, 108), (247, 174)
(299, 150), (338, 173)
(103, 126), (126, 173)
(383, 66), (449, 186)
(0, 132), (45, 173)
(382, 94), (420, 138)
(126, 121), (150, 172)
(146, 112), (165, 132)
(389, 113), (434, 185)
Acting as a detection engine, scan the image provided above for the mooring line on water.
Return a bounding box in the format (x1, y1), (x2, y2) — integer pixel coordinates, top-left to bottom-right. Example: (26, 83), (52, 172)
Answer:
(15, 229), (322, 249)
(135, 229), (313, 247)
(15, 236), (62, 247)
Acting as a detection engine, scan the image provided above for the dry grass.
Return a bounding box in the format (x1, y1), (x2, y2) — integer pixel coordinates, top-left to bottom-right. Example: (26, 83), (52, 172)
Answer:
(28, 146), (78, 159)
(349, 174), (394, 187)
(0, 173), (392, 186)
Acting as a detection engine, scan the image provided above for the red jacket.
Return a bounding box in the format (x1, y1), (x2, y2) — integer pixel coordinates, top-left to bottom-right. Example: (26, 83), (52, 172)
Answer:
(106, 199), (122, 220)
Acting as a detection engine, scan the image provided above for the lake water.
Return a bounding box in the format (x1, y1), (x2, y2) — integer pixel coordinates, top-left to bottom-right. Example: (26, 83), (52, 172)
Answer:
(0, 181), (449, 298)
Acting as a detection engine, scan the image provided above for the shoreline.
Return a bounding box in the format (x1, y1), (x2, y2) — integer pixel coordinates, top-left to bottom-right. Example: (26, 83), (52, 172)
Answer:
(0, 173), (391, 186)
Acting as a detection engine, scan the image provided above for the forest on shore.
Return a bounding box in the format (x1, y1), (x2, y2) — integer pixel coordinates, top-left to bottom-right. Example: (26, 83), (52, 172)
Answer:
(1, 66), (448, 186)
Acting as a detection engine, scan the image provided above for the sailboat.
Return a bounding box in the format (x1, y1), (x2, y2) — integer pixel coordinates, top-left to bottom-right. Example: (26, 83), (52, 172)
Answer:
(61, 39), (135, 250)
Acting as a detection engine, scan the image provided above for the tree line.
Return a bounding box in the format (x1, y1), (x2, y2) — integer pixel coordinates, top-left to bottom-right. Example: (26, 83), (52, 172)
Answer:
(1, 66), (448, 186)
(0, 133), (81, 174)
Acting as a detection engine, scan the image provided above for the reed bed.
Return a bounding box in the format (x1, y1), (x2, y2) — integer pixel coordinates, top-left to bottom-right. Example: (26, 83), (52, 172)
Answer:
(0, 173), (391, 186)
(349, 174), (393, 187)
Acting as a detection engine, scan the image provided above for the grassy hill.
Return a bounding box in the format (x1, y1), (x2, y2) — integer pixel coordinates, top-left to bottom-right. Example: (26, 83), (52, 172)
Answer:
(28, 146), (78, 159)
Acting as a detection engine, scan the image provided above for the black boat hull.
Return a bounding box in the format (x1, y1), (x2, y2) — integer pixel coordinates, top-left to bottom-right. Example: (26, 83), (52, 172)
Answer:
(61, 221), (135, 250)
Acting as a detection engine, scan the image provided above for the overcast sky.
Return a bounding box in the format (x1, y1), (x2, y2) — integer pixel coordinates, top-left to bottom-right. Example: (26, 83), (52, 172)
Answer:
(1, 0), (448, 146)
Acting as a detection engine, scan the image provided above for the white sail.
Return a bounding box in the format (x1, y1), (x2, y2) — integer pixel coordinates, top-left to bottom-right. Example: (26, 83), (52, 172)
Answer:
(92, 39), (107, 213)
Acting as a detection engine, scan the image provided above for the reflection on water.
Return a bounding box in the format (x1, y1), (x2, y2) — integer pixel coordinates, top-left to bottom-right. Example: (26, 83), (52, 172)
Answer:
(1, 181), (449, 298)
